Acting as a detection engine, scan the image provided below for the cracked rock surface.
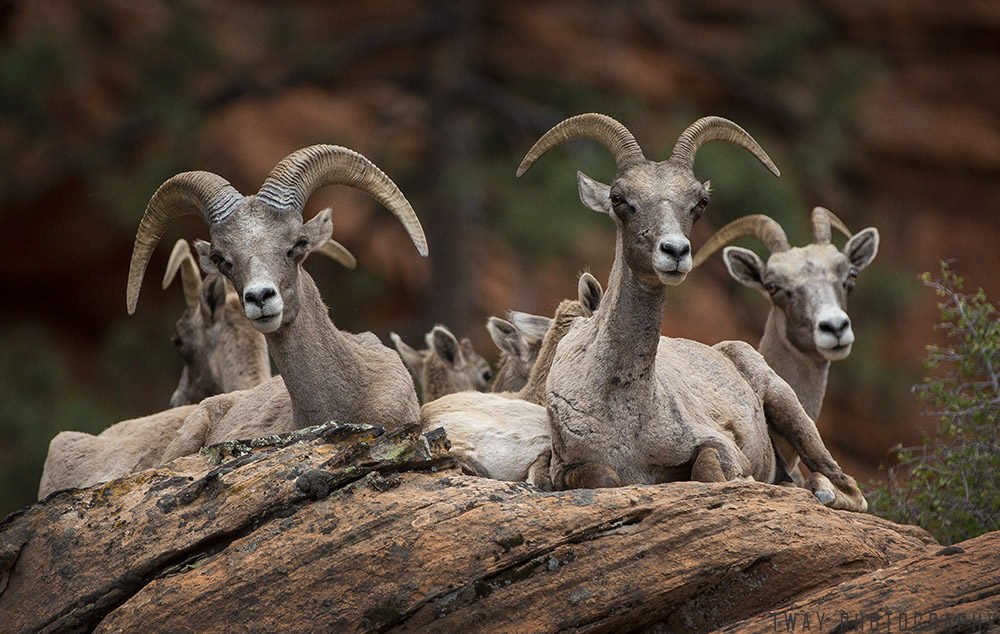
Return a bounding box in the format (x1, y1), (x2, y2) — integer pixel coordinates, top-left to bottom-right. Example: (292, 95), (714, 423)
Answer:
(0, 421), (973, 634)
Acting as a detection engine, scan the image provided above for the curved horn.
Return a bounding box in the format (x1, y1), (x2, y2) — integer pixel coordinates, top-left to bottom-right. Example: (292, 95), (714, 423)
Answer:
(257, 145), (427, 257)
(693, 214), (791, 268)
(312, 239), (358, 270)
(516, 113), (644, 178)
(813, 206), (852, 242)
(669, 116), (780, 177)
(127, 171), (243, 315)
(162, 239), (202, 309)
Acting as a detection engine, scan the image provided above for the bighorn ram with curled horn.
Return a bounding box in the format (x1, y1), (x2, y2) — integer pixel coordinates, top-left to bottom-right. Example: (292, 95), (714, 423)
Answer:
(693, 206), (879, 487)
(519, 113), (866, 511)
(127, 145), (428, 437)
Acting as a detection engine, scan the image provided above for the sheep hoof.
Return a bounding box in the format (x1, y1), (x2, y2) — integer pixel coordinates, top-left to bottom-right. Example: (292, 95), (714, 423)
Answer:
(813, 489), (835, 505)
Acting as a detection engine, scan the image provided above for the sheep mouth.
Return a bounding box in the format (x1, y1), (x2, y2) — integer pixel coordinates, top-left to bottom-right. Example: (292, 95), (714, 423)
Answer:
(655, 269), (689, 286)
(819, 343), (852, 360)
(250, 314), (283, 333)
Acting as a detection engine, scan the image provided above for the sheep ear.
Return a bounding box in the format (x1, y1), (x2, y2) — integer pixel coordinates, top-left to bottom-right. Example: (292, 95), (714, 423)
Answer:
(429, 326), (462, 366)
(390, 332), (424, 377)
(578, 272), (603, 315)
(722, 246), (767, 292)
(507, 311), (552, 341)
(200, 274), (229, 323)
(194, 240), (217, 275)
(577, 172), (613, 214)
(303, 208), (335, 253)
(844, 227), (879, 271)
(487, 317), (523, 359)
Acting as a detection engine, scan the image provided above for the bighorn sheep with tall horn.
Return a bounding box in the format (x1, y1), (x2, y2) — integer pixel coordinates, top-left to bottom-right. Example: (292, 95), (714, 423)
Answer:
(127, 145), (428, 459)
(390, 326), (493, 402)
(519, 113), (866, 511)
(420, 272), (603, 489)
(692, 207), (879, 486)
(37, 233), (359, 498)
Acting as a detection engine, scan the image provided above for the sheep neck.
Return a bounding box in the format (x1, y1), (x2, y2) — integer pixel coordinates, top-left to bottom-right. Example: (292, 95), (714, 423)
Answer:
(757, 308), (829, 421)
(264, 272), (364, 429)
(593, 236), (667, 381)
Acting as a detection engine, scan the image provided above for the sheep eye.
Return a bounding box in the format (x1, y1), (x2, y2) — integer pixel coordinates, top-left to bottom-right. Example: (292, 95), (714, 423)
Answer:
(697, 196), (709, 209)
(764, 281), (779, 296)
(287, 238), (309, 259)
(210, 253), (230, 272)
(610, 193), (624, 207)
(845, 268), (858, 291)
(483, 370), (493, 383)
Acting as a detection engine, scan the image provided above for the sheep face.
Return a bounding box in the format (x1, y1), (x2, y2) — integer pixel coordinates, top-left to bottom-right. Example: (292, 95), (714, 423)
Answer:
(196, 202), (333, 334)
(577, 162), (710, 288)
(723, 227), (879, 362)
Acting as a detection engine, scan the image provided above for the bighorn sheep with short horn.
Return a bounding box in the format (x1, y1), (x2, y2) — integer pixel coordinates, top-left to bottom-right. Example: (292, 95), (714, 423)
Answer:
(693, 207), (879, 486)
(519, 113), (866, 511)
(420, 272), (603, 490)
(127, 145), (427, 458)
(390, 326), (493, 402)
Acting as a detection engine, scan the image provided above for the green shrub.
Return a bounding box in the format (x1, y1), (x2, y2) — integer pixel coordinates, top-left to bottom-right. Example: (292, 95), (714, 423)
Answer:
(867, 261), (1000, 544)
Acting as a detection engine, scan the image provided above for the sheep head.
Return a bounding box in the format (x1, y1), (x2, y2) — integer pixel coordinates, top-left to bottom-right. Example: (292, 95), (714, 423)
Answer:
(127, 145), (428, 334)
(517, 114), (779, 288)
(161, 239), (270, 407)
(391, 326), (493, 402)
(695, 207), (880, 361)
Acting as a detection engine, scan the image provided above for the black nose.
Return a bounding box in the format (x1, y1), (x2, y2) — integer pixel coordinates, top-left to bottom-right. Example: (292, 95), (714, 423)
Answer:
(244, 286), (277, 308)
(658, 240), (690, 260)
(819, 316), (850, 338)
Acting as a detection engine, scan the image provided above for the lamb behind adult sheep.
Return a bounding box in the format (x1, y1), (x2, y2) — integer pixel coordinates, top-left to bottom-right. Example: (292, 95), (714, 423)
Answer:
(485, 316), (544, 393)
(127, 145), (427, 460)
(519, 113), (866, 511)
(420, 272), (603, 489)
(391, 326), (493, 403)
(693, 207), (879, 486)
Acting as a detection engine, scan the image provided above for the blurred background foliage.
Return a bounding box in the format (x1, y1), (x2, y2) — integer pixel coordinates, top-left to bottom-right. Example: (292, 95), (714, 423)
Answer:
(1, 0), (998, 518)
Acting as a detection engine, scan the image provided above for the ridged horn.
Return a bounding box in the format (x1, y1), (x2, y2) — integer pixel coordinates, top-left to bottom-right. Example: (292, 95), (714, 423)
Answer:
(693, 214), (791, 268)
(162, 239), (202, 310)
(516, 113), (645, 178)
(127, 171), (243, 315)
(669, 116), (780, 178)
(813, 206), (852, 243)
(257, 144), (427, 257)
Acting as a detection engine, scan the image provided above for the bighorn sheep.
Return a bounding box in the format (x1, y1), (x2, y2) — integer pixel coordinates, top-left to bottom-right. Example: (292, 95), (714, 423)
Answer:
(692, 207), (879, 485)
(126, 145), (428, 459)
(162, 238), (272, 407)
(37, 234), (359, 499)
(390, 326), (493, 402)
(420, 272), (603, 490)
(519, 113), (866, 511)
(486, 316), (544, 393)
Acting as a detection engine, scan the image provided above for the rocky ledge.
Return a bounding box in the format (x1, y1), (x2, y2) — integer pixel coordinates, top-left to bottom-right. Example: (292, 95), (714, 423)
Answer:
(1, 423), (994, 634)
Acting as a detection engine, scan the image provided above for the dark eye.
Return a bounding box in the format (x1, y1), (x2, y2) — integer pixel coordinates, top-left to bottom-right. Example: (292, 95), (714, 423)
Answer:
(697, 196), (710, 209)
(210, 253), (231, 273)
(171, 333), (182, 349)
(845, 268), (858, 291)
(483, 370), (493, 383)
(764, 281), (779, 296)
(287, 238), (309, 259)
